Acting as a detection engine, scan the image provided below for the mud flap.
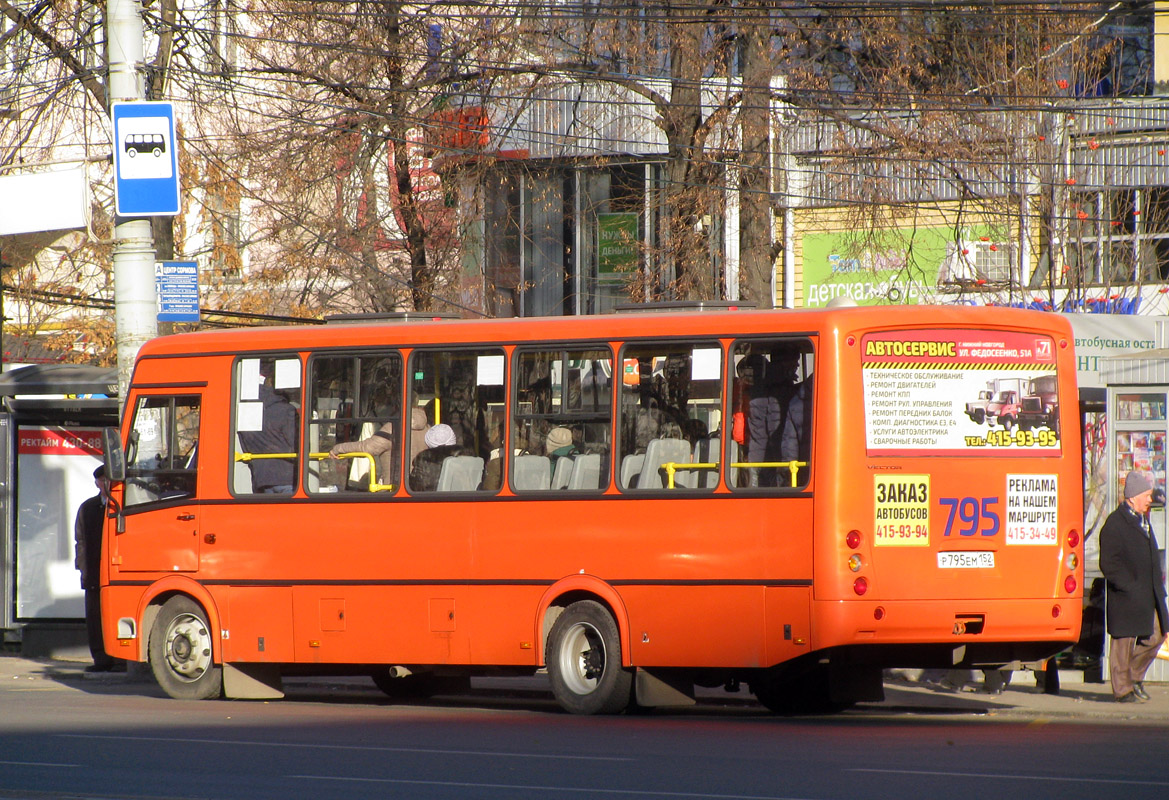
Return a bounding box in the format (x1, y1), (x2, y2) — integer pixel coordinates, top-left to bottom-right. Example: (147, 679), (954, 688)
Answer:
(223, 663), (284, 700)
(635, 669), (696, 707)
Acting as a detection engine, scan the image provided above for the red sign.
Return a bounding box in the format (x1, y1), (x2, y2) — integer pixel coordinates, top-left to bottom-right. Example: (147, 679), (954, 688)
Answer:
(18, 427), (103, 456)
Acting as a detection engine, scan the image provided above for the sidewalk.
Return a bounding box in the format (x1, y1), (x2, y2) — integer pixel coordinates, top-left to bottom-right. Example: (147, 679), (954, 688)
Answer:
(2, 654), (1165, 722)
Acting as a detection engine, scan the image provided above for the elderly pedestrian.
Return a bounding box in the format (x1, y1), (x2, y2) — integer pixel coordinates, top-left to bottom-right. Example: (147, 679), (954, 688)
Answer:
(1099, 470), (1169, 702)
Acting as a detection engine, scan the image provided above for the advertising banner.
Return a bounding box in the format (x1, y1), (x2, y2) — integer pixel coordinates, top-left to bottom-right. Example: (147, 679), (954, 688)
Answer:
(862, 328), (1061, 457)
(15, 427), (103, 620)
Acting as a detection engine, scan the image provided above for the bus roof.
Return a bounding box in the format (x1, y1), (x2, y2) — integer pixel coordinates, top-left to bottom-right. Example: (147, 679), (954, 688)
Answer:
(135, 305), (1070, 359)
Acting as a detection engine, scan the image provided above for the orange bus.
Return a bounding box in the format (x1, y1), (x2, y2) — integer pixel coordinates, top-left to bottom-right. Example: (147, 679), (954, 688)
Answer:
(98, 303), (1083, 713)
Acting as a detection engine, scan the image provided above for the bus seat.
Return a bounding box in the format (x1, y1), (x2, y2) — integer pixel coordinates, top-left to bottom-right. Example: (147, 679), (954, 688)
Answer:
(436, 455), (484, 492)
(638, 437), (692, 489)
(693, 437), (720, 488)
(620, 454), (645, 489)
(551, 456), (572, 489)
(568, 453), (601, 490)
(513, 454), (551, 491)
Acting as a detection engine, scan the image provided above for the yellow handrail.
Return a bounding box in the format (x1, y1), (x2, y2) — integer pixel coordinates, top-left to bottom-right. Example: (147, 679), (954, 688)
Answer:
(234, 450), (395, 492)
(661, 460), (807, 489)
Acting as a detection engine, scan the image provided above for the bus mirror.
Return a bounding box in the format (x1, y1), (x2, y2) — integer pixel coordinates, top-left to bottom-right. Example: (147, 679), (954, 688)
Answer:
(102, 427), (126, 483)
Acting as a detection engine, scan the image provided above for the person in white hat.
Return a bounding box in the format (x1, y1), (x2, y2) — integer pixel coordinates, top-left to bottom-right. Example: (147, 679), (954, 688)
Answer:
(408, 423), (468, 492)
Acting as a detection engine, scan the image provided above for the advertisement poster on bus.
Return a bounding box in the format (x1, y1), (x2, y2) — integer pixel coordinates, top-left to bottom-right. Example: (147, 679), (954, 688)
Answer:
(862, 328), (1060, 458)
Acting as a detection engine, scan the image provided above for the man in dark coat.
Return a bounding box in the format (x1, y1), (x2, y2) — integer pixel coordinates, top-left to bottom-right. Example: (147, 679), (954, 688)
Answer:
(74, 465), (122, 672)
(1099, 470), (1169, 702)
(237, 383), (298, 493)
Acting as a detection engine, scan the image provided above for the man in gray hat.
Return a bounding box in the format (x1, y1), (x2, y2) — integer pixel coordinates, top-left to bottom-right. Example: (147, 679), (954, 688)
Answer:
(1099, 469), (1169, 702)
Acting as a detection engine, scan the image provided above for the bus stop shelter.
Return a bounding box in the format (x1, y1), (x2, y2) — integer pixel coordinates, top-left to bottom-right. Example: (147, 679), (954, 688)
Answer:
(0, 364), (118, 655)
(1097, 349), (1169, 684)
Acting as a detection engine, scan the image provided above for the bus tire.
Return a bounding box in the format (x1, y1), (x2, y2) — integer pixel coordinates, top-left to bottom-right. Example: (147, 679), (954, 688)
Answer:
(149, 596), (222, 701)
(546, 600), (632, 715)
(751, 667), (851, 715)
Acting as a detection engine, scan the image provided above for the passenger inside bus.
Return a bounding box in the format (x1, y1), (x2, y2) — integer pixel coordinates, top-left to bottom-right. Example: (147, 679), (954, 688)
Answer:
(747, 346), (801, 488)
(409, 423), (473, 492)
(237, 367), (298, 494)
(328, 421), (396, 489)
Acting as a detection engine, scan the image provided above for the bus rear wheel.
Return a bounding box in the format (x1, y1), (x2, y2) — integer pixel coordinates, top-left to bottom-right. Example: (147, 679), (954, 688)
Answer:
(750, 666), (852, 715)
(149, 596), (222, 700)
(546, 600), (632, 715)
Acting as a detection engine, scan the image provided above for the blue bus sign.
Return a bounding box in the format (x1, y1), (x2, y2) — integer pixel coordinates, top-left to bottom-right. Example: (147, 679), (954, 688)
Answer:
(113, 102), (180, 217)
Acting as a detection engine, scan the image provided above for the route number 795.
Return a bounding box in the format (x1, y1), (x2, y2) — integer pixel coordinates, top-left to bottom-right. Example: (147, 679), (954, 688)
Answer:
(938, 496), (1001, 537)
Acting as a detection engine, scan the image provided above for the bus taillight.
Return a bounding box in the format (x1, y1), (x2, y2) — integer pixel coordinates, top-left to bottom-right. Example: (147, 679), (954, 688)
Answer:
(874, 606), (886, 621)
(1067, 529), (1081, 548)
(1065, 553), (1078, 570)
(1052, 605), (1062, 618)
(848, 554), (863, 572)
(1064, 575), (1077, 594)
(845, 530), (862, 549)
(853, 577), (869, 596)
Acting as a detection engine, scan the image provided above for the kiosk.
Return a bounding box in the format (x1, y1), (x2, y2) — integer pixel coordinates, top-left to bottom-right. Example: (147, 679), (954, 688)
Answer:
(1098, 351), (1169, 683)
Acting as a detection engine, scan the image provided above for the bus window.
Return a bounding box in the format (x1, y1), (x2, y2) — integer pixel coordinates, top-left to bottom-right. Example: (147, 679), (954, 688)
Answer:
(730, 338), (813, 489)
(512, 347), (612, 491)
(124, 395), (200, 507)
(617, 341), (722, 491)
(308, 353), (402, 494)
(232, 356), (301, 495)
(407, 348), (505, 493)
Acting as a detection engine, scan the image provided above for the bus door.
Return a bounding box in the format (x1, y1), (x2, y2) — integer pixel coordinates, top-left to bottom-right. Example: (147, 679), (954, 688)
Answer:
(113, 393), (202, 573)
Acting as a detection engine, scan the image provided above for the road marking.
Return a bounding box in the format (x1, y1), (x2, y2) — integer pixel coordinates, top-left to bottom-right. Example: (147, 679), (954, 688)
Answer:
(60, 733), (630, 762)
(292, 775), (815, 799)
(0, 760), (79, 768)
(850, 768), (1169, 787)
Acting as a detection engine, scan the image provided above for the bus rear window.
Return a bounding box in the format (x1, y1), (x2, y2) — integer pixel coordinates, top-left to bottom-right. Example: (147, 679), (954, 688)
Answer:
(861, 329), (1061, 456)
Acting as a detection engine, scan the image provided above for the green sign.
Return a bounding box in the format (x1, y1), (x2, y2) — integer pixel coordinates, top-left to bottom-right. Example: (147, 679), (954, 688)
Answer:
(597, 213), (639, 276)
(801, 224), (998, 307)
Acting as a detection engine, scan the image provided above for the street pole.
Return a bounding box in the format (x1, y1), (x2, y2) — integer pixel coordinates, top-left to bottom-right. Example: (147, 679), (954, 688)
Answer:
(106, 0), (158, 403)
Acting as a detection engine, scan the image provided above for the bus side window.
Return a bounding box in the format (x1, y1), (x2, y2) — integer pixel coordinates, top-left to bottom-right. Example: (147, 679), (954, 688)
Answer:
(124, 395), (200, 507)
(616, 342), (722, 492)
(307, 353), (402, 494)
(233, 356), (301, 495)
(407, 348), (506, 494)
(511, 347), (613, 492)
(730, 338), (814, 490)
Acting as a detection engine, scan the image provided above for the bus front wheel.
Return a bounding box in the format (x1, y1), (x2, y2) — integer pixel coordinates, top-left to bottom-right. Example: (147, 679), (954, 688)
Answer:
(149, 596), (222, 700)
(546, 600), (632, 715)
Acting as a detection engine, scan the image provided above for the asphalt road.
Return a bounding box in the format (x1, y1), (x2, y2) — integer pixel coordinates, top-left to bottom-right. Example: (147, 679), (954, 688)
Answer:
(2, 657), (1168, 800)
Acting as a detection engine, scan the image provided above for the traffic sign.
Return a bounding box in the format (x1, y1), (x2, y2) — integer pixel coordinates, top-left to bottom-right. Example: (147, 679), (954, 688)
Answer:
(155, 261), (200, 322)
(112, 102), (180, 216)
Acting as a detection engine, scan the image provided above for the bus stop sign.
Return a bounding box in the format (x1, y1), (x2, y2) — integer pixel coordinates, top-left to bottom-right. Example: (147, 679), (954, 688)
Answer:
(112, 101), (180, 217)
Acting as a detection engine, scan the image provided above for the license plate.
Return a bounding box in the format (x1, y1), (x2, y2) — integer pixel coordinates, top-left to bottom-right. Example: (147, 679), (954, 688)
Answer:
(938, 551), (995, 569)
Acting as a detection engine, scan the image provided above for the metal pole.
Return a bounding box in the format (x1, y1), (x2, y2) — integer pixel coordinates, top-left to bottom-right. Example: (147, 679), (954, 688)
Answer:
(106, 0), (157, 403)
